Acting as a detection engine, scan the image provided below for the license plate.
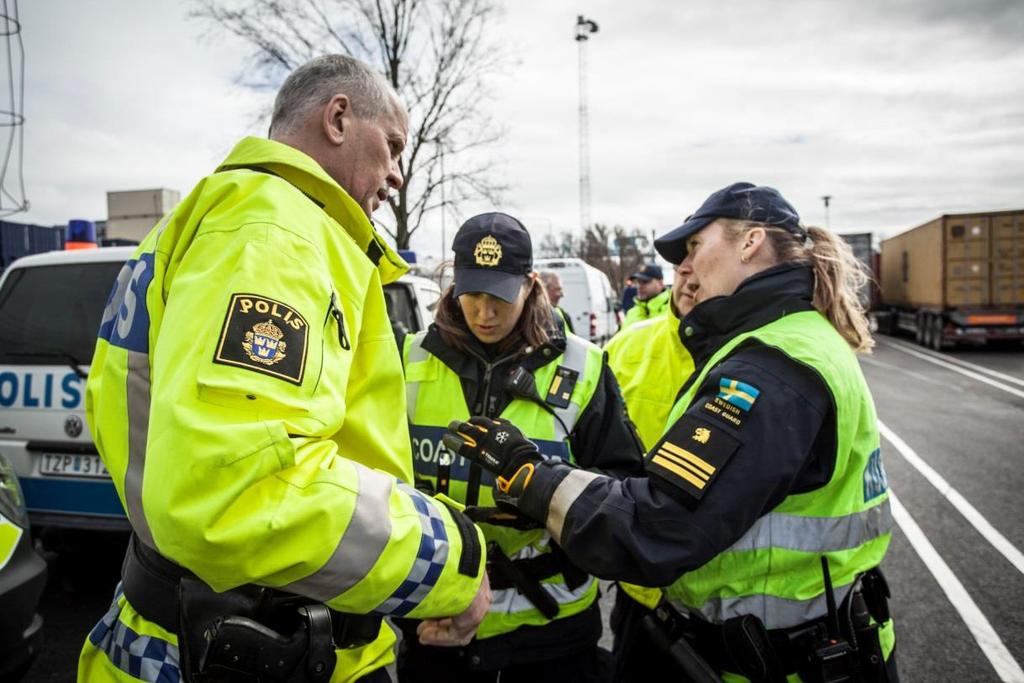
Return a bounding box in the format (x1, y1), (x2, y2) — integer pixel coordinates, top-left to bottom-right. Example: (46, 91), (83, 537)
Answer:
(40, 453), (110, 479)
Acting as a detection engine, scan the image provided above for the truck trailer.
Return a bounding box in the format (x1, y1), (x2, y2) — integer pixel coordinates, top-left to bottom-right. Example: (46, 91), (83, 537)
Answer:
(877, 210), (1024, 349)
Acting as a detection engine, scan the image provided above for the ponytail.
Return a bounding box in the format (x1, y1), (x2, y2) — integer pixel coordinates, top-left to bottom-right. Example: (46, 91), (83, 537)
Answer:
(803, 226), (874, 352)
(723, 220), (874, 352)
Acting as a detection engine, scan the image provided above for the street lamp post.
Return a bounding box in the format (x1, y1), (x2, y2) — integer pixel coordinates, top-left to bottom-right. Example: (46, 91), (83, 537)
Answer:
(575, 15), (599, 234)
(821, 195), (832, 231)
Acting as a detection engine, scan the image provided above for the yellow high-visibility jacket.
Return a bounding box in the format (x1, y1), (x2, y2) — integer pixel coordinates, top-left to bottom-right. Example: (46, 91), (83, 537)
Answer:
(605, 309), (694, 610)
(79, 137), (484, 683)
(606, 311), (695, 450)
(620, 288), (670, 329)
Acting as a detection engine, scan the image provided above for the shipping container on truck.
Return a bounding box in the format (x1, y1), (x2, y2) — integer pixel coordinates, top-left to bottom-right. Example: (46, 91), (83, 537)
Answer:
(0, 221), (64, 271)
(877, 210), (1024, 349)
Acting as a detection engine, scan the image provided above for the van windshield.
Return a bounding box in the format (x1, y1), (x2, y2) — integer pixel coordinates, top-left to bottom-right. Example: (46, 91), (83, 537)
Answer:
(0, 262), (124, 365)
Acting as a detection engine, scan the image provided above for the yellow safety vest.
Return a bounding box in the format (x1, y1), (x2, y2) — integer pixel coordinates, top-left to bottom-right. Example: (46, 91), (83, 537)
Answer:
(402, 331), (602, 639)
(80, 137), (484, 683)
(664, 311), (895, 663)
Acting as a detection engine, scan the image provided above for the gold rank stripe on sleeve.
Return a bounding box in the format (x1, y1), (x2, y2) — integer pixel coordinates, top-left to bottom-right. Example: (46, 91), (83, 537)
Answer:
(651, 441), (717, 490)
(662, 440), (716, 475)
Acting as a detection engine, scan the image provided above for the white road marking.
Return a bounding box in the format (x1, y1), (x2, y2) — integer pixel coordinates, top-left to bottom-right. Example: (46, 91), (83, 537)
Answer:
(883, 337), (1024, 388)
(860, 355), (949, 389)
(876, 338), (1024, 400)
(889, 492), (1024, 682)
(879, 420), (1024, 577)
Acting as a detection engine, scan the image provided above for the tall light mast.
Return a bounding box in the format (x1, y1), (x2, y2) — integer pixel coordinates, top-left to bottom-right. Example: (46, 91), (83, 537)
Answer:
(575, 15), (598, 233)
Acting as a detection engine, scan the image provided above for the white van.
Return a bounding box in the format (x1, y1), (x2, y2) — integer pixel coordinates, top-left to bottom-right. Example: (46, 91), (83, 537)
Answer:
(384, 273), (442, 338)
(535, 258), (618, 344)
(0, 246), (438, 532)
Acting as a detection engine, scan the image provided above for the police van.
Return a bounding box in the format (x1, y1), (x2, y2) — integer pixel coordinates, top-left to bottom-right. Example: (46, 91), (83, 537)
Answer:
(0, 247), (439, 531)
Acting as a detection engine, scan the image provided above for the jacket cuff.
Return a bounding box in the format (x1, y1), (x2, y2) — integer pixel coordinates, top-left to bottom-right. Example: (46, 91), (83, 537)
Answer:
(521, 462), (604, 546)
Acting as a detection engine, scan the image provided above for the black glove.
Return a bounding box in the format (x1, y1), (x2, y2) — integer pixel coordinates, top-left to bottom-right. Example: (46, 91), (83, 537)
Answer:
(442, 417), (542, 499)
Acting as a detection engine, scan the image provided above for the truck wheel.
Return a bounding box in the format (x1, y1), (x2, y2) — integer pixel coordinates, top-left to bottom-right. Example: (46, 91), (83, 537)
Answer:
(920, 313), (932, 347)
(915, 314), (926, 345)
(931, 315), (946, 351)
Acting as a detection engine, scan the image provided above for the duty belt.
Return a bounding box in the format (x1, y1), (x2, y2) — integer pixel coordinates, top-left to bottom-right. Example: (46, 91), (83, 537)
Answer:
(655, 568), (892, 683)
(120, 534), (381, 650)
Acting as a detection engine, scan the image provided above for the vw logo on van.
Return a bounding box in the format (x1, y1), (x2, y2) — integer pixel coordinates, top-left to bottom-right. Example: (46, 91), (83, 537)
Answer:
(64, 415), (84, 439)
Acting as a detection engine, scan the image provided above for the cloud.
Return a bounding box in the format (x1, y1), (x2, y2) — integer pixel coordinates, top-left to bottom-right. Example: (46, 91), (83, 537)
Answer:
(10, 0), (1024, 255)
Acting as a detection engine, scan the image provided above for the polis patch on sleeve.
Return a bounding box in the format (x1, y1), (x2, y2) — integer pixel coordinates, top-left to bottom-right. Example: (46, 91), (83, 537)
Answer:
(214, 294), (309, 385)
(645, 414), (740, 501)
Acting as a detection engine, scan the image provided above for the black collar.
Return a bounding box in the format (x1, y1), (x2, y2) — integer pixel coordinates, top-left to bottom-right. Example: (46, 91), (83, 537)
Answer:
(420, 324), (566, 380)
(679, 263), (816, 367)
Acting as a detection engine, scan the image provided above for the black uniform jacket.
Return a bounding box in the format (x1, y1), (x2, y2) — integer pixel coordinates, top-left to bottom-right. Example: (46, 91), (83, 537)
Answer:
(416, 322), (644, 488)
(518, 264), (840, 587)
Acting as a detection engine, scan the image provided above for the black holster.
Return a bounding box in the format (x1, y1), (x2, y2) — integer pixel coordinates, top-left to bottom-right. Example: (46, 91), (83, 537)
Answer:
(121, 534), (380, 682)
(178, 576), (335, 683)
(640, 606), (722, 683)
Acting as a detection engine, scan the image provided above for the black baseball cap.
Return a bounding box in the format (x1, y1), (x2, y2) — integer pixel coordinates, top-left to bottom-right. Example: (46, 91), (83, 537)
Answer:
(655, 182), (804, 263)
(631, 264), (663, 282)
(452, 212), (533, 303)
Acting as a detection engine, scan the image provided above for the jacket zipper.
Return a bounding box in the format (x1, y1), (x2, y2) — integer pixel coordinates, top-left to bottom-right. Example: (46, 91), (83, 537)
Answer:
(462, 348), (519, 506)
(328, 291), (350, 350)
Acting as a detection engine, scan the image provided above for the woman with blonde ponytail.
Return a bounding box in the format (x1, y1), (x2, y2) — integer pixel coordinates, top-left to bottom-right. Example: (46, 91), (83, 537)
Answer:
(439, 184), (899, 681)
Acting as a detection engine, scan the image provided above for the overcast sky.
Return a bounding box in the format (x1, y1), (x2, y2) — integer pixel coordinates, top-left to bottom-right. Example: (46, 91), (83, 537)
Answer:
(10, 0), (1024, 259)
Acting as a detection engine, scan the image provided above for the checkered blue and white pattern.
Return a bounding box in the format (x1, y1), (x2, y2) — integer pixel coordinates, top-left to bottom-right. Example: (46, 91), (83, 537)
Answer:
(88, 583), (181, 683)
(374, 484), (450, 616)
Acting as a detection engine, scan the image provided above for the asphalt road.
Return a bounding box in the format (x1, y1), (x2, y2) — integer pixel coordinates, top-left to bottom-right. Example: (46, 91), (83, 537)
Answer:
(17, 334), (1024, 682)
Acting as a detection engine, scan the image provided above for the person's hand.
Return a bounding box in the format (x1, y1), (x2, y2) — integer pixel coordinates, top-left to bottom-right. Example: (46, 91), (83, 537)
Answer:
(442, 417), (542, 498)
(416, 571), (492, 646)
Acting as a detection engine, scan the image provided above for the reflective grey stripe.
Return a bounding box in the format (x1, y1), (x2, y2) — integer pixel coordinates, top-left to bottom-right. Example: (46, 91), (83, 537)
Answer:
(670, 581), (856, 630)
(125, 350), (154, 549)
(404, 332), (429, 421)
(547, 469), (602, 545)
(284, 463), (394, 602)
(551, 336), (591, 442)
(727, 500), (892, 554)
(490, 575), (596, 616)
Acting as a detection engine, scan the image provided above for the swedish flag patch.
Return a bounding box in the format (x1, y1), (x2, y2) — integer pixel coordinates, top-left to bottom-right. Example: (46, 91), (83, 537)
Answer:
(717, 377), (760, 412)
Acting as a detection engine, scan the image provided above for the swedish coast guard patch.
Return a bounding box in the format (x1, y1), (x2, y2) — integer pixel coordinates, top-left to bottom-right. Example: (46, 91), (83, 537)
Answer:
(214, 294), (308, 385)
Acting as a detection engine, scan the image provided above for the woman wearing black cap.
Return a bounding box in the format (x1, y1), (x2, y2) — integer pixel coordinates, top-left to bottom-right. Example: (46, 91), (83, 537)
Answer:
(397, 212), (644, 682)
(442, 187), (899, 682)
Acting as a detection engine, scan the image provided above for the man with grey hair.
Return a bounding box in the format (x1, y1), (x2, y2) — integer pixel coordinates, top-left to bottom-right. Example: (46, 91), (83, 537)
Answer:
(540, 270), (575, 334)
(79, 54), (490, 683)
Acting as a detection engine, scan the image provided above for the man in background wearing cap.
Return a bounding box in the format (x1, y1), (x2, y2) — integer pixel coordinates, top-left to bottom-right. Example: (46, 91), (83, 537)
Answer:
(620, 264), (670, 329)
(442, 182), (897, 681)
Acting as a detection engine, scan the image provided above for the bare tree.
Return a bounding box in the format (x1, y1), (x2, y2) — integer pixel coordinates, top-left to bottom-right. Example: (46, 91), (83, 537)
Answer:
(537, 229), (582, 259)
(536, 225), (649, 296)
(191, 0), (507, 249)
